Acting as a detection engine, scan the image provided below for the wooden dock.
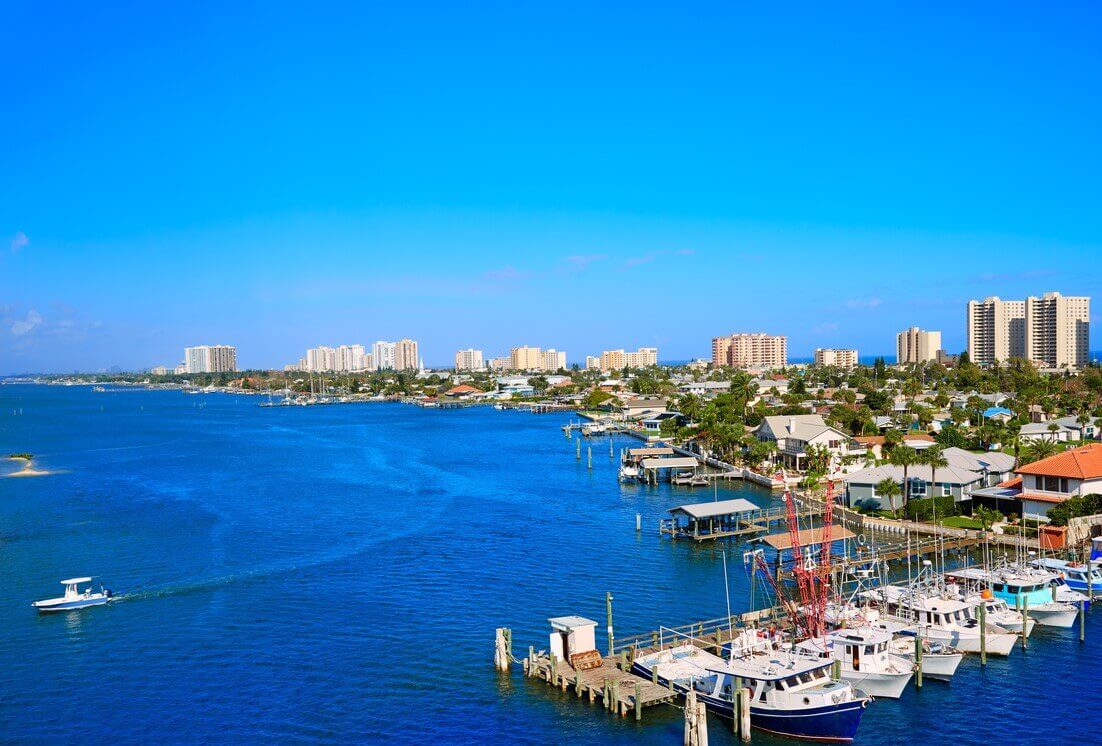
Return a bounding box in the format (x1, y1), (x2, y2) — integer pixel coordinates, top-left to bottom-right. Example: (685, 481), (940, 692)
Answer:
(524, 653), (676, 719)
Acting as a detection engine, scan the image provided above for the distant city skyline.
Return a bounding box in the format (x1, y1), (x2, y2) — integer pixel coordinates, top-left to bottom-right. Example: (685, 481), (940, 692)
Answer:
(2, 5), (1101, 373)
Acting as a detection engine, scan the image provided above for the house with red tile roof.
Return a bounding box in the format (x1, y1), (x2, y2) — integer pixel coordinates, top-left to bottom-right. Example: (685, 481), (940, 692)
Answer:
(1011, 443), (1102, 520)
(444, 384), (484, 399)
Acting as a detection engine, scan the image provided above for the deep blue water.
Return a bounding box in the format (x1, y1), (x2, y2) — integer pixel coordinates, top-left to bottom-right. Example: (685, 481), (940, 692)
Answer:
(1, 384), (1099, 744)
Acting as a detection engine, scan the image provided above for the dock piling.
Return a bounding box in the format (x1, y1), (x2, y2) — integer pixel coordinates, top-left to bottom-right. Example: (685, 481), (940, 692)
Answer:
(1021, 597), (1029, 649)
(576, 439), (581, 460)
(606, 592), (615, 656)
(588, 446), (592, 469)
(1081, 600), (1087, 642)
(738, 686), (751, 742)
(636, 513), (641, 532)
(914, 636), (923, 688)
(634, 682), (642, 721)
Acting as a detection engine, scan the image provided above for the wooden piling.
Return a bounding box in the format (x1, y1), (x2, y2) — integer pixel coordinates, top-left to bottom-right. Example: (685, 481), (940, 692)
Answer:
(1080, 600), (1087, 642)
(1021, 597), (1029, 649)
(831, 659), (841, 680)
(914, 635), (923, 688)
(576, 672), (582, 697)
(737, 686), (751, 742)
(588, 446), (593, 469)
(635, 682), (642, 721)
(576, 439), (581, 459)
(636, 513), (642, 532)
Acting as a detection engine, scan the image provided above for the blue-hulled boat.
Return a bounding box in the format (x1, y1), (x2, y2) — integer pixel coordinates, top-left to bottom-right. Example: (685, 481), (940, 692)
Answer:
(631, 633), (869, 742)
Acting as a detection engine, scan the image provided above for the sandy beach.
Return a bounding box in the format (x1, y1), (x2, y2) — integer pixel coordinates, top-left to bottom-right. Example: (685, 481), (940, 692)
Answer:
(5, 456), (51, 478)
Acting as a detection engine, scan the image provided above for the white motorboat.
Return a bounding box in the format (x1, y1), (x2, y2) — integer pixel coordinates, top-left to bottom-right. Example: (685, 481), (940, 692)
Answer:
(32, 577), (113, 612)
(861, 584), (1018, 656)
(797, 627), (913, 699)
(825, 603), (963, 681)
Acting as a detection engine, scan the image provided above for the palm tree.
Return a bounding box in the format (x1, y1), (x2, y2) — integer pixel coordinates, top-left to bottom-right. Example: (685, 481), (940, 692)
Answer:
(678, 393), (703, 423)
(876, 477), (903, 516)
(921, 444), (949, 522)
(1021, 438), (1060, 464)
(889, 446), (919, 511)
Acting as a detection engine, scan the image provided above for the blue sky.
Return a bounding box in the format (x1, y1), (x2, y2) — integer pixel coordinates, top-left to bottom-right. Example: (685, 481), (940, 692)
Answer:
(2, 2), (1100, 372)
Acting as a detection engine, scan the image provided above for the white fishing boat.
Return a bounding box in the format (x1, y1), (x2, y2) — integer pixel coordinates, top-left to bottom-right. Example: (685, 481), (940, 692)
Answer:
(861, 584), (1018, 656)
(632, 632), (869, 742)
(940, 581), (1035, 636)
(796, 627), (913, 699)
(825, 602), (963, 681)
(32, 577), (113, 612)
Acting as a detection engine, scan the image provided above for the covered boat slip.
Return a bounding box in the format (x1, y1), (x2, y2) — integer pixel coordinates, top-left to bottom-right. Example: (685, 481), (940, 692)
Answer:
(661, 498), (771, 541)
(638, 456), (699, 483)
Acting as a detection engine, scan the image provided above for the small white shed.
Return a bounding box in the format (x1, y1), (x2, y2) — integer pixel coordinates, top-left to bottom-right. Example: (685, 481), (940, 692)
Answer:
(548, 615), (597, 662)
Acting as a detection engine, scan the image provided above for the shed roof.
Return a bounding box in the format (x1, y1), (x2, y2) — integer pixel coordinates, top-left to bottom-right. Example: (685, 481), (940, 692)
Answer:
(669, 498), (760, 520)
(761, 525), (854, 551)
(628, 446), (674, 457)
(640, 456), (699, 470)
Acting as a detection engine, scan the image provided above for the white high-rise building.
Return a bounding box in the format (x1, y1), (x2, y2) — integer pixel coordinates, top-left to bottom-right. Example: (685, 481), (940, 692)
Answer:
(896, 328), (942, 365)
(372, 341), (397, 371)
(454, 349), (484, 370)
(967, 297), (1025, 366)
(813, 348), (858, 368)
(542, 349), (566, 371)
(337, 344), (367, 371)
(184, 345), (237, 373)
(1025, 292), (1090, 369)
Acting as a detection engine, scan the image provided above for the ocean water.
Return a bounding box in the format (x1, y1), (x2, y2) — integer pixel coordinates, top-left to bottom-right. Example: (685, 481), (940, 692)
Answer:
(1, 384), (1098, 744)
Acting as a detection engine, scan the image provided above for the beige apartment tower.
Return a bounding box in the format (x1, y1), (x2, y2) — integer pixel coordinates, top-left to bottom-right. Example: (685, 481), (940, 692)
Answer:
(711, 333), (787, 368)
(1025, 292), (1090, 368)
(592, 347), (658, 371)
(454, 348), (484, 371)
(394, 339), (420, 371)
(896, 328), (941, 365)
(813, 348), (858, 368)
(967, 297), (1025, 366)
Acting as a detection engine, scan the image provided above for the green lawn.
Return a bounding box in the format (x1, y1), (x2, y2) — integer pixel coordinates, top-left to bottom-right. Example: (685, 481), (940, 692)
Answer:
(938, 515), (984, 530)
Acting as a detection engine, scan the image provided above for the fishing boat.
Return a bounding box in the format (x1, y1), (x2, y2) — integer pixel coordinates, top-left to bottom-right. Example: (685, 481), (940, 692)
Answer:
(618, 464), (640, 482)
(32, 577), (113, 612)
(824, 602), (963, 681)
(632, 632), (869, 742)
(947, 567), (1079, 628)
(1030, 557), (1101, 596)
(861, 584), (1018, 656)
(796, 627), (913, 699)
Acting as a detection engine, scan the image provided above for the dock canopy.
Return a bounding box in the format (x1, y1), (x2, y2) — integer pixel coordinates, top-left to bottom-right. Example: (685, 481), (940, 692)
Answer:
(761, 525), (853, 551)
(627, 446), (674, 457)
(640, 456), (698, 471)
(669, 498), (760, 520)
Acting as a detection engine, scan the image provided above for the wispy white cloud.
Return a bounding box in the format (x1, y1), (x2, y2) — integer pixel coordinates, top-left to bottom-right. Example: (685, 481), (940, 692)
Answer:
(482, 265), (531, 283)
(563, 254), (607, 269)
(622, 249), (697, 269)
(845, 298), (882, 310)
(11, 309), (42, 336)
(10, 231), (29, 253)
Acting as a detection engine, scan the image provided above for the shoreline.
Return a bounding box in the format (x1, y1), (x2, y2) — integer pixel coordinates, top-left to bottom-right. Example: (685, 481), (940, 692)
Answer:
(5, 455), (51, 478)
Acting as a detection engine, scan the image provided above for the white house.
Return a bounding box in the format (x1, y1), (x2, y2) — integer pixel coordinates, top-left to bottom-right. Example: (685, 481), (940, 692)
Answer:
(754, 414), (866, 472)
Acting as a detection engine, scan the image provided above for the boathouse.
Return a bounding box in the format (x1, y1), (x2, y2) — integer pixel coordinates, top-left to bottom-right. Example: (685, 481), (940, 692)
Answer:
(662, 497), (761, 540)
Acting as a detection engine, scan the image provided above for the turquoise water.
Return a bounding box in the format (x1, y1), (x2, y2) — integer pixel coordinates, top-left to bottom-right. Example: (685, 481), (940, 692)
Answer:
(1, 385), (1098, 744)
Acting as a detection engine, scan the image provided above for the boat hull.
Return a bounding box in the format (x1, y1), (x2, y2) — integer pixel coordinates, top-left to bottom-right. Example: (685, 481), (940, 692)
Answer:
(840, 670), (912, 699)
(1028, 606), (1079, 628)
(925, 627), (1016, 656)
(33, 597), (109, 612)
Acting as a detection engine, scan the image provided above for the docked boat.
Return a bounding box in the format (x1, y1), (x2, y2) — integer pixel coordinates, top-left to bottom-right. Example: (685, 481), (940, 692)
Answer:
(32, 577), (113, 612)
(861, 585), (1018, 656)
(632, 632), (869, 742)
(824, 602), (963, 681)
(947, 567), (1079, 628)
(1030, 557), (1101, 597)
(796, 627), (913, 699)
(618, 465), (640, 482)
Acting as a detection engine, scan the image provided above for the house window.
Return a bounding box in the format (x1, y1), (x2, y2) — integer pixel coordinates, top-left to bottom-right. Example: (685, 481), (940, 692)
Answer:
(941, 484), (952, 497)
(910, 479), (927, 497)
(1042, 476), (1069, 493)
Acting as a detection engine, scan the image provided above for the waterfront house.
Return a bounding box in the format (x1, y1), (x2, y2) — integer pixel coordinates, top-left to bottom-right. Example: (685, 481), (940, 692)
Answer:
(852, 433), (935, 460)
(444, 384), (484, 399)
(620, 396), (668, 420)
(842, 447), (1015, 510)
(642, 411), (687, 434)
(1009, 443), (1102, 521)
(677, 380), (731, 398)
(753, 414), (866, 472)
